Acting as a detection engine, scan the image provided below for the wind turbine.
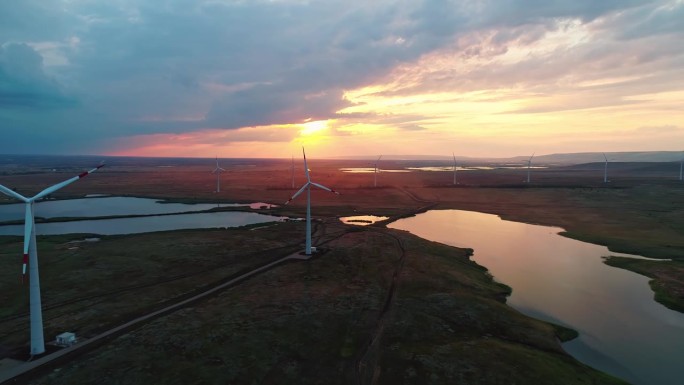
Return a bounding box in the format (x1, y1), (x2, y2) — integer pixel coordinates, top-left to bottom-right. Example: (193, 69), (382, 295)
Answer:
(374, 155), (382, 187)
(0, 163), (104, 356)
(452, 152), (458, 185)
(525, 153), (535, 183)
(603, 153), (610, 183)
(285, 148), (339, 255)
(212, 156), (226, 192)
(291, 155), (295, 189)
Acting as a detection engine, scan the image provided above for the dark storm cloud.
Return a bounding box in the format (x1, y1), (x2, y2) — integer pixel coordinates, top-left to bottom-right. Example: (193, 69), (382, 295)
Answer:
(0, 43), (75, 108)
(0, 0), (679, 154)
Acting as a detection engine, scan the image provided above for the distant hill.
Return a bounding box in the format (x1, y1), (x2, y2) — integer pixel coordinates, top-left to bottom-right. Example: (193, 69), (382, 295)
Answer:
(511, 151), (684, 165)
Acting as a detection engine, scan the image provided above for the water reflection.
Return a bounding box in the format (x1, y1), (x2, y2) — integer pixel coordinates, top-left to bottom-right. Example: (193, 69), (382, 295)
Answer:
(0, 197), (275, 221)
(339, 168), (410, 173)
(0, 211), (285, 236)
(339, 215), (389, 226)
(389, 210), (684, 385)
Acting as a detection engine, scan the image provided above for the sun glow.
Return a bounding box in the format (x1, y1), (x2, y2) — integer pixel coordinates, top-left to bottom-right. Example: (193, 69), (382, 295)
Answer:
(300, 120), (329, 136)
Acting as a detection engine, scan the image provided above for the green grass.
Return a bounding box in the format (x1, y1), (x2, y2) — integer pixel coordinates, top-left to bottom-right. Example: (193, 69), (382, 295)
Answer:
(6, 224), (627, 385)
(604, 256), (684, 313)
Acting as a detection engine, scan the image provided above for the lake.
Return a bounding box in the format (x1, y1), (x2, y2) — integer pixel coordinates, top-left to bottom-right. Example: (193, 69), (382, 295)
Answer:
(339, 215), (389, 226)
(0, 211), (286, 236)
(0, 197), (275, 221)
(389, 209), (684, 385)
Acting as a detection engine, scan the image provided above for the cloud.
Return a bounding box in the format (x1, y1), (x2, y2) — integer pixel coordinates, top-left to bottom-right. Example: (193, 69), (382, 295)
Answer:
(0, 0), (682, 156)
(0, 43), (75, 108)
(635, 125), (683, 134)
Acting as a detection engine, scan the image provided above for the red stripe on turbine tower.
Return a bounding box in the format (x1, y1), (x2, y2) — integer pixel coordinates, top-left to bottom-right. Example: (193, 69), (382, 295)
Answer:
(78, 171), (88, 178)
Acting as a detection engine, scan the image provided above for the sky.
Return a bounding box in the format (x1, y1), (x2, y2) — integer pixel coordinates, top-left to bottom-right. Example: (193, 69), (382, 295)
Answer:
(1, 0), (683, 159)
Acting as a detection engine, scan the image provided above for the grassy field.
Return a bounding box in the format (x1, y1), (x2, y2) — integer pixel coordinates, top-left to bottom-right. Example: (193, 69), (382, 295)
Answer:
(604, 257), (684, 313)
(2, 224), (625, 384)
(0, 225), (303, 353)
(1, 157), (682, 383)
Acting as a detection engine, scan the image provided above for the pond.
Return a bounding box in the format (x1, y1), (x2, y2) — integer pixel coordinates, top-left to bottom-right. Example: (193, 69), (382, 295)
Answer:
(0, 197), (275, 221)
(339, 215), (390, 226)
(388, 209), (684, 385)
(0, 211), (286, 236)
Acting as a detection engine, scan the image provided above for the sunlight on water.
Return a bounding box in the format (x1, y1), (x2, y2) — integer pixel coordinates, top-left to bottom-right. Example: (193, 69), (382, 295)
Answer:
(339, 215), (389, 226)
(339, 168), (410, 173)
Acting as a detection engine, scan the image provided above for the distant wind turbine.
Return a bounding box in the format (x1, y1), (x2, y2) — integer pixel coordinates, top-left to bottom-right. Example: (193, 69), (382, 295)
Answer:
(285, 148), (339, 255)
(525, 153), (535, 183)
(0, 163), (105, 355)
(374, 155), (382, 187)
(212, 156), (226, 192)
(291, 155), (295, 189)
(603, 153), (610, 183)
(452, 152), (458, 185)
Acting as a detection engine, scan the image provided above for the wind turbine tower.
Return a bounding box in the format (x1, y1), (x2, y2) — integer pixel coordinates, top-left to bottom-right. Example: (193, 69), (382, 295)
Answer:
(212, 157), (226, 192)
(291, 155), (295, 188)
(603, 153), (610, 183)
(374, 155), (382, 187)
(285, 148), (339, 255)
(525, 153), (535, 183)
(452, 152), (458, 185)
(0, 163), (104, 355)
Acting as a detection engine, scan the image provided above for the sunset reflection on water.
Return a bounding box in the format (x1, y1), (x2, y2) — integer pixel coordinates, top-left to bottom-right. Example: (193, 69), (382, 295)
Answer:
(389, 209), (684, 385)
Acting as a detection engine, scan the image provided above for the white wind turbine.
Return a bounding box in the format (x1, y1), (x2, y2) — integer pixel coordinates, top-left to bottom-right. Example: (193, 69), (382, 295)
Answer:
(603, 153), (610, 183)
(0, 163), (104, 356)
(525, 153), (535, 183)
(212, 156), (226, 192)
(452, 152), (458, 185)
(374, 155), (382, 187)
(285, 148), (339, 255)
(291, 155), (295, 189)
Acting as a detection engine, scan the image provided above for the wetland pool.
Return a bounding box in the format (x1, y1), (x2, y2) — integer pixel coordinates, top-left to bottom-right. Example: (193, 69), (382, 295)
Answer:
(339, 215), (389, 226)
(389, 209), (684, 385)
(0, 211), (286, 236)
(0, 197), (274, 221)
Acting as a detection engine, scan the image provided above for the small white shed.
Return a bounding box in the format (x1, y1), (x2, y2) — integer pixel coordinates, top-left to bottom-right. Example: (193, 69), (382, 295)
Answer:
(56, 332), (76, 347)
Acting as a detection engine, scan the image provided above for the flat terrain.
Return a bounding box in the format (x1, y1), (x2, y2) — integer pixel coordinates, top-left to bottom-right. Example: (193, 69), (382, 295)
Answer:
(1, 222), (622, 384)
(1, 155), (682, 383)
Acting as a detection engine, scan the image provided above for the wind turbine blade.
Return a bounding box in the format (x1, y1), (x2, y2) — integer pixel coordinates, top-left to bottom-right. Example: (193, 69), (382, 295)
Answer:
(22, 204), (32, 282)
(452, 152), (456, 163)
(311, 182), (339, 194)
(219, 167), (226, 171)
(0, 184), (29, 202)
(285, 183), (309, 204)
(377, 155), (382, 162)
(603, 153), (608, 162)
(302, 147), (310, 182)
(529, 152), (535, 161)
(31, 164), (105, 202)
